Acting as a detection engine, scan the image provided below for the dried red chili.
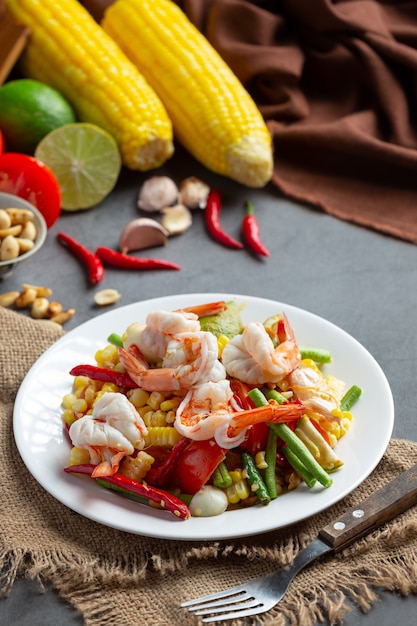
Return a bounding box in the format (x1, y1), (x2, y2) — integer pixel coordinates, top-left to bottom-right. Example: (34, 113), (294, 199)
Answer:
(205, 189), (244, 249)
(57, 232), (105, 284)
(95, 246), (181, 271)
(69, 363), (137, 388)
(242, 201), (270, 257)
(64, 464), (190, 519)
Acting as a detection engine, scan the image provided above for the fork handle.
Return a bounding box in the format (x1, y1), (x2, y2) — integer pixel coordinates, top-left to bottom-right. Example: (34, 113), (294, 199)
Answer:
(318, 463), (417, 551)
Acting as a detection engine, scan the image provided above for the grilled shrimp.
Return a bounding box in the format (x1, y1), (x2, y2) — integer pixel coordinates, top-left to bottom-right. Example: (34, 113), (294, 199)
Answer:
(118, 331), (225, 392)
(287, 361), (345, 423)
(222, 313), (301, 385)
(123, 309), (201, 363)
(68, 392), (148, 477)
(175, 379), (305, 448)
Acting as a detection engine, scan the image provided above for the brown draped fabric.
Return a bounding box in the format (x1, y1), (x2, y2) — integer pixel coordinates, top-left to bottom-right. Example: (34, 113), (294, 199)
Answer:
(81, 0), (417, 243)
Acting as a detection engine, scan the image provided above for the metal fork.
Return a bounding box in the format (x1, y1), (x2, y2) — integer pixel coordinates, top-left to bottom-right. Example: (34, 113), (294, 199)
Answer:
(181, 537), (329, 622)
(181, 463), (417, 623)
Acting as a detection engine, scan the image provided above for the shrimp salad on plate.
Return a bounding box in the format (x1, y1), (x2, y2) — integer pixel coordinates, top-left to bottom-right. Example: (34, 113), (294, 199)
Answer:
(62, 300), (362, 520)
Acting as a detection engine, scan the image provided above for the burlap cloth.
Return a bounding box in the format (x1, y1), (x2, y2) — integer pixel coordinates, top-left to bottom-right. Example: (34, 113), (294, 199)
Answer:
(1, 306), (417, 625)
(79, 0), (417, 245)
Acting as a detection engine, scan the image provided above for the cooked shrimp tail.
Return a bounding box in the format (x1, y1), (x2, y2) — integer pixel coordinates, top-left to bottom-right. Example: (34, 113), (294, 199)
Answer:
(175, 300), (227, 318)
(227, 400), (305, 438)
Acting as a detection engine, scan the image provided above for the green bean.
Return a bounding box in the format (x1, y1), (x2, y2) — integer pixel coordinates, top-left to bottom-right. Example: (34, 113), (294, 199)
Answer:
(241, 451), (270, 505)
(299, 346), (332, 363)
(269, 423), (333, 488)
(107, 332), (124, 347)
(264, 427), (278, 499)
(282, 447), (317, 489)
(262, 387), (287, 405)
(340, 385), (363, 412)
(212, 461), (233, 489)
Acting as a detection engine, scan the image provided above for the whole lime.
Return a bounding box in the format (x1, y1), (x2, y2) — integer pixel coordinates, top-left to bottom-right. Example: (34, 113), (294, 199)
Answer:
(0, 79), (77, 154)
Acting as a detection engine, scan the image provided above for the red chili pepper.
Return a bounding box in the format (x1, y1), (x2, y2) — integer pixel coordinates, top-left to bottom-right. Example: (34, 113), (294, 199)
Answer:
(57, 232), (105, 284)
(95, 246), (181, 271)
(64, 464), (190, 520)
(205, 189), (244, 249)
(145, 437), (190, 487)
(69, 364), (138, 388)
(242, 201), (270, 257)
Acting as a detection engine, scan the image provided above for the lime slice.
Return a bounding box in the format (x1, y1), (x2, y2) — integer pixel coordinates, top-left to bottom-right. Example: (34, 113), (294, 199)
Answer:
(34, 123), (122, 210)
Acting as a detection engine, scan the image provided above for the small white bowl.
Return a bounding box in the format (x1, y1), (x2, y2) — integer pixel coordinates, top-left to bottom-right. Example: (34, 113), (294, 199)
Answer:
(0, 192), (47, 281)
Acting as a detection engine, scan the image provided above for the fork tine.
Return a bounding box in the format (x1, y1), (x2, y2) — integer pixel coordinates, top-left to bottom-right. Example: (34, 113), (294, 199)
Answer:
(186, 594), (257, 613)
(180, 583), (248, 607)
(194, 598), (262, 615)
(199, 604), (271, 623)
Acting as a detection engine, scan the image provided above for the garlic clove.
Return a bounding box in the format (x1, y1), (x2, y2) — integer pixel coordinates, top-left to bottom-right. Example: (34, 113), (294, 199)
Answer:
(179, 177), (210, 209)
(161, 204), (192, 235)
(137, 176), (179, 212)
(119, 218), (169, 253)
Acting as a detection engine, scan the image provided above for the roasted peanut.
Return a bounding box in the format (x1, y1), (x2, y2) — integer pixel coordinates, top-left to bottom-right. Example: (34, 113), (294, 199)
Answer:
(0, 235), (20, 261)
(94, 288), (121, 306)
(47, 301), (63, 317)
(22, 284), (53, 298)
(14, 287), (37, 308)
(0, 209), (11, 230)
(0, 225), (22, 238)
(31, 297), (50, 319)
(16, 238), (35, 253)
(0, 291), (20, 307)
(6, 208), (35, 224)
(50, 308), (76, 325)
(20, 221), (37, 240)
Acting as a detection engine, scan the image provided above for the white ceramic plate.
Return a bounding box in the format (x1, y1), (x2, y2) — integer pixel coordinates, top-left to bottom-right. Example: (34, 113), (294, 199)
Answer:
(13, 293), (394, 541)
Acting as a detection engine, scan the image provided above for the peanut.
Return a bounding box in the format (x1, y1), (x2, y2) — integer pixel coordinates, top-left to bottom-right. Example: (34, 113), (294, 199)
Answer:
(14, 287), (37, 308)
(16, 238), (35, 253)
(22, 284), (53, 298)
(20, 221), (37, 240)
(94, 288), (121, 306)
(47, 301), (63, 317)
(6, 208), (35, 224)
(0, 235), (20, 261)
(50, 308), (76, 325)
(0, 209), (11, 230)
(31, 297), (50, 319)
(0, 291), (20, 307)
(0, 225), (22, 238)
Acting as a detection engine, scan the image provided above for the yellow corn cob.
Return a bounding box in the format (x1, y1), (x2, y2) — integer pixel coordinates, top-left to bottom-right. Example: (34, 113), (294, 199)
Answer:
(102, 0), (273, 187)
(5, 0), (174, 170)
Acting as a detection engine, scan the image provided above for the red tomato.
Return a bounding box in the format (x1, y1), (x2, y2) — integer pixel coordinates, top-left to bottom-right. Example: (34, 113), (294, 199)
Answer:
(176, 439), (226, 495)
(0, 153), (61, 228)
(0, 131), (4, 154)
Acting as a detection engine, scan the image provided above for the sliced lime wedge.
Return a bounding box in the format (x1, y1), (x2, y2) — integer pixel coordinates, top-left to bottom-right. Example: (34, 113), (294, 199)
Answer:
(35, 123), (122, 210)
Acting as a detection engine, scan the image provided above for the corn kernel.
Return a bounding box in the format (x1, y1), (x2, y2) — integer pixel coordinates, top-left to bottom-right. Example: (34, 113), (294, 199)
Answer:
(143, 409), (167, 427)
(144, 426), (182, 447)
(62, 408), (75, 427)
(95, 344), (119, 367)
(255, 451), (268, 469)
(72, 398), (88, 414)
(160, 397), (181, 412)
(147, 391), (165, 410)
(128, 388), (150, 408)
(119, 451), (154, 481)
(217, 335), (230, 357)
(62, 393), (76, 410)
(70, 446), (90, 465)
(101, 382), (119, 393)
